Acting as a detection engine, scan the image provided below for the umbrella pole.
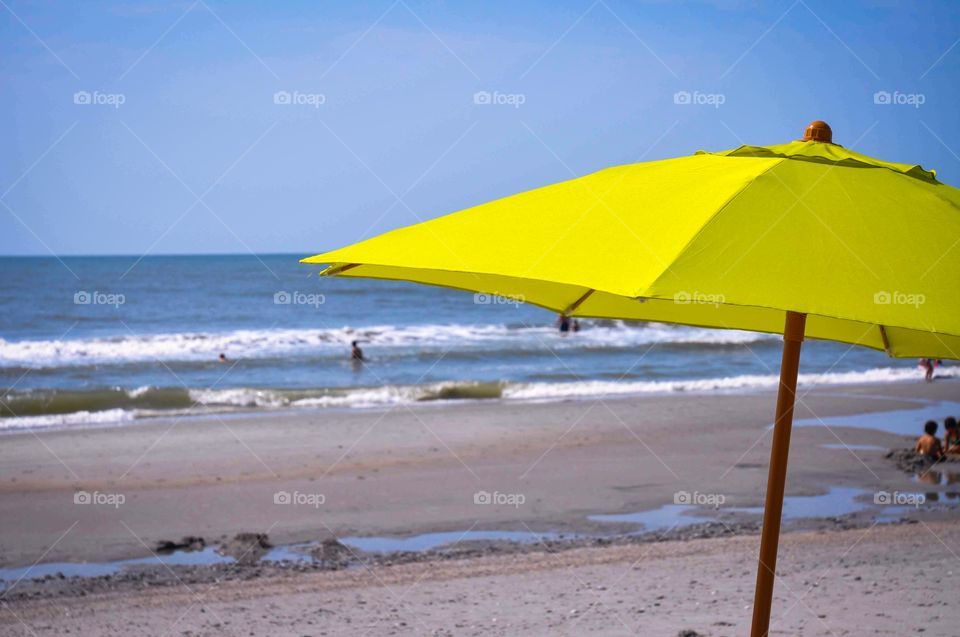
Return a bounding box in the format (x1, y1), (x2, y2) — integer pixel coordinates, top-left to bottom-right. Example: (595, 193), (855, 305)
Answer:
(750, 310), (806, 637)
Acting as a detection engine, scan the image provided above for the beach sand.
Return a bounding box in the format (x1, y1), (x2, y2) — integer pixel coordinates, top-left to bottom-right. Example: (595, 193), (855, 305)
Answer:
(0, 379), (958, 635)
(3, 522), (958, 636)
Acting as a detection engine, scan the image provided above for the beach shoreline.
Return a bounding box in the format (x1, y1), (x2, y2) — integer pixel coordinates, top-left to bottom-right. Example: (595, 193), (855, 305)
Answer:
(4, 365), (957, 434)
(1, 378), (957, 570)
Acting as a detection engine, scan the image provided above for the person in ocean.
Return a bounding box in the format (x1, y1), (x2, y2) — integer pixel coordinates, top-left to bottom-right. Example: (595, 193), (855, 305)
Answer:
(943, 417), (960, 454)
(218, 353), (228, 363)
(919, 358), (934, 382)
(915, 420), (944, 461)
(557, 314), (571, 334)
(351, 340), (365, 362)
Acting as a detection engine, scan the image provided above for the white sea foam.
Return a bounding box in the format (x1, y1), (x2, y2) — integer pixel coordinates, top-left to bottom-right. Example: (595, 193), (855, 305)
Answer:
(0, 322), (774, 369)
(0, 409), (135, 430)
(188, 388), (290, 408)
(1, 366), (953, 432)
(128, 386), (154, 399)
(290, 387), (413, 409)
(505, 366), (959, 400)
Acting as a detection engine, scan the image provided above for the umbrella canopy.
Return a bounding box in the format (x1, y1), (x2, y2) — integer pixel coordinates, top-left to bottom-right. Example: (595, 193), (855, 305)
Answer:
(305, 129), (960, 358)
(302, 122), (959, 636)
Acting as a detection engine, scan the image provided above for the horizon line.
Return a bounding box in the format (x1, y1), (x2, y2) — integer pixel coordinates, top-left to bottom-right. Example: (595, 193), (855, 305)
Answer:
(0, 251), (323, 259)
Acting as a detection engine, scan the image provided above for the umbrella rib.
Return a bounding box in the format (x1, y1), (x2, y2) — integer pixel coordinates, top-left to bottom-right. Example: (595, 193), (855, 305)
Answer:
(563, 289), (594, 315)
(322, 263), (360, 276)
(878, 324), (891, 355)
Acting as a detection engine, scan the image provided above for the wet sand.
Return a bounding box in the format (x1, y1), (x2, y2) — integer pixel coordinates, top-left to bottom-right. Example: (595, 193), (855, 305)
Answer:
(0, 380), (957, 567)
(0, 380), (959, 635)
(2, 522), (958, 636)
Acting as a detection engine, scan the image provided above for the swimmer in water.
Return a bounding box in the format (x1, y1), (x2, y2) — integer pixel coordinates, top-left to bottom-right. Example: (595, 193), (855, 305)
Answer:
(351, 340), (365, 362)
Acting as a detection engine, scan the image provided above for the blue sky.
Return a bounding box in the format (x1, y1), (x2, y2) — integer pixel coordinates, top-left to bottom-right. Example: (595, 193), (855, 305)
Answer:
(2, 0), (959, 256)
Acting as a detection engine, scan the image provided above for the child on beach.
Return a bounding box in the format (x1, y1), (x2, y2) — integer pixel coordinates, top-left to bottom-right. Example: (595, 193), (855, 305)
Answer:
(915, 420), (944, 461)
(944, 417), (960, 454)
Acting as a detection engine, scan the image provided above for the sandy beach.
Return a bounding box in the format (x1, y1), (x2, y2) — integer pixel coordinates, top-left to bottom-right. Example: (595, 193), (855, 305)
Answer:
(4, 522), (959, 636)
(6, 1), (960, 634)
(1, 379), (958, 635)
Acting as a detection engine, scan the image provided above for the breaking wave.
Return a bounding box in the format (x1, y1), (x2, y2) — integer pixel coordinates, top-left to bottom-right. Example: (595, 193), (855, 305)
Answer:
(3, 365), (953, 431)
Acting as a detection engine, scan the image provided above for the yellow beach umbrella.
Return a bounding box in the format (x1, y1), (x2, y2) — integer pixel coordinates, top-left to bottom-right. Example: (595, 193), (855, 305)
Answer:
(303, 121), (960, 636)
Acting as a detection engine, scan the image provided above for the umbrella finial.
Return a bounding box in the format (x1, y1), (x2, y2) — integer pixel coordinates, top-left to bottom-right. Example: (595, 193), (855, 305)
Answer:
(801, 120), (832, 143)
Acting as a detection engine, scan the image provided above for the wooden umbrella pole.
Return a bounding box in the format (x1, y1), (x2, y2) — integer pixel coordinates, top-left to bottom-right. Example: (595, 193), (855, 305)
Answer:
(750, 310), (807, 637)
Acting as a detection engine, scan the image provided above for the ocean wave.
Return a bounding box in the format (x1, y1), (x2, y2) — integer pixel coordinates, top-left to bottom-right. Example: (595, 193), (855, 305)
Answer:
(0, 322), (775, 369)
(0, 386), (193, 417)
(0, 409), (135, 430)
(188, 382), (506, 409)
(1, 366), (953, 431)
(506, 366), (959, 400)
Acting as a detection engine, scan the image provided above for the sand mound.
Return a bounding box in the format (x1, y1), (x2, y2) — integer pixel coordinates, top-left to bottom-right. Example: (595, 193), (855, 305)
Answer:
(311, 538), (353, 569)
(154, 536), (205, 554)
(886, 448), (960, 474)
(217, 533), (272, 565)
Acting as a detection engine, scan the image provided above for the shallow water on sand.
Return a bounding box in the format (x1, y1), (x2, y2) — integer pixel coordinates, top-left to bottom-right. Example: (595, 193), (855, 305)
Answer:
(340, 529), (564, 553)
(9, 484), (957, 591)
(819, 443), (887, 450)
(0, 546), (233, 590)
(792, 401), (960, 437)
(588, 503), (714, 530)
(725, 487), (871, 519)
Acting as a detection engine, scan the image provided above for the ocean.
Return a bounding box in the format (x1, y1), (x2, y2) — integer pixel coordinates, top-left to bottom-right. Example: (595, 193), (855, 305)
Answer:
(0, 254), (947, 430)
